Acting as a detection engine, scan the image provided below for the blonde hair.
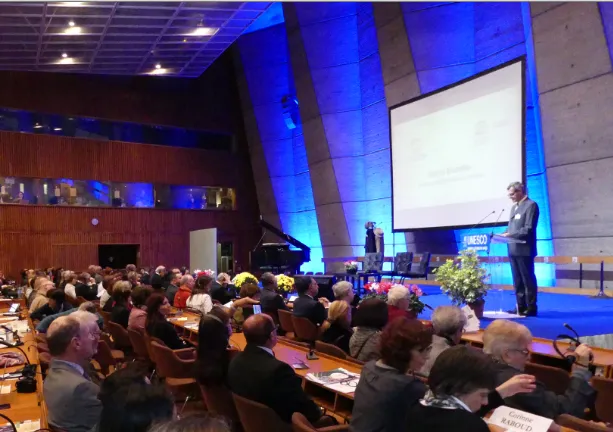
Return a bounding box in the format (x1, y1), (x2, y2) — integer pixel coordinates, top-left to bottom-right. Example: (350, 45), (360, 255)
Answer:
(112, 280), (132, 293)
(327, 300), (349, 322)
(34, 277), (52, 293)
(483, 319), (532, 359)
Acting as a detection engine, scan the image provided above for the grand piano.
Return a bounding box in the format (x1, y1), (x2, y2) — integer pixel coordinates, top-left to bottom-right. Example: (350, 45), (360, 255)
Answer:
(250, 218), (311, 274)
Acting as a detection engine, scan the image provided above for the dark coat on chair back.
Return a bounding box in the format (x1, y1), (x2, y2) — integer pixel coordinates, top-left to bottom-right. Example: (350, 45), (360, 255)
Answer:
(228, 344), (321, 424)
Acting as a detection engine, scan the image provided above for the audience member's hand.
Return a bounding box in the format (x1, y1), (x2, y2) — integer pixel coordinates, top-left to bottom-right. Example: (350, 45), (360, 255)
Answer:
(234, 297), (259, 308)
(573, 343), (592, 364)
(318, 297), (330, 306)
(496, 374), (536, 398)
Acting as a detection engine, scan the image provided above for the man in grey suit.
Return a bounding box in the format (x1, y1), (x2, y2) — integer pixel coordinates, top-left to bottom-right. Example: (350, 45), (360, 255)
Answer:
(44, 311), (102, 432)
(502, 181), (540, 316)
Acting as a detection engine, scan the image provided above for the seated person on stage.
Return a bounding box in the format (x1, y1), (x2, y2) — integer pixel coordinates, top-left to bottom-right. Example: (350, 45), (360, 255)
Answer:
(173, 274), (194, 309)
(483, 319), (595, 419)
(210, 272), (237, 304)
(30, 288), (73, 321)
(110, 282), (132, 329)
(351, 318), (431, 432)
(146, 293), (192, 350)
(196, 307), (236, 387)
(165, 272), (180, 306)
(129, 285), (153, 332)
(37, 301), (104, 333)
(292, 276), (328, 326)
(228, 314), (335, 427)
(387, 285), (418, 323)
(259, 272), (288, 316)
(97, 364), (174, 432)
(186, 274), (214, 315)
(419, 306), (467, 376)
(44, 312), (102, 432)
(319, 300), (353, 354)
(408, 345), (536, 432)
(349, 297), (388, 362)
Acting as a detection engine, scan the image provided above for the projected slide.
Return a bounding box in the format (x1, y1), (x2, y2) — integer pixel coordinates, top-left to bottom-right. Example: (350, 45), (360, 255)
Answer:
(391, 60), (524, 231)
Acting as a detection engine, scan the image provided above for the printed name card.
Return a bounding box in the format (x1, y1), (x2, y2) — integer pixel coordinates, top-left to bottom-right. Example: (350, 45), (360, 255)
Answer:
(488, 406), (552, 432)
(462, 305), (480, 332)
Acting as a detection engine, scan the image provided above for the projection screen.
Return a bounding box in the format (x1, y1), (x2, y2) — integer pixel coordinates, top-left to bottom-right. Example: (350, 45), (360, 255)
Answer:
(390, 59), (525, 231)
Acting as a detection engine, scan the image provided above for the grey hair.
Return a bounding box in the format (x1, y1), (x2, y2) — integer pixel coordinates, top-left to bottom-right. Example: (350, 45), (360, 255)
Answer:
(180, 275), (194, 286)
(155, 266), (166, 274)
(332, 281), (353, 300)
(387, 285), (410, 307)
(507, 181), (525, 193)
(432, 306), (467, 337)
(71, 310), (98, 326)
(483, 319), (532, 359)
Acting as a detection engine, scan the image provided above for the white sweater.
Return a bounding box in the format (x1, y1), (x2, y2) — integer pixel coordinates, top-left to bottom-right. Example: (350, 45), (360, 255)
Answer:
(186, 293), (213, 315)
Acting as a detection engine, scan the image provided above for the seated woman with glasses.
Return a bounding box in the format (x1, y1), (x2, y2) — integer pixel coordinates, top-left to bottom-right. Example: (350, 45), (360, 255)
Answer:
(351, 317), (432, 432)
(408, 345), (536, 432)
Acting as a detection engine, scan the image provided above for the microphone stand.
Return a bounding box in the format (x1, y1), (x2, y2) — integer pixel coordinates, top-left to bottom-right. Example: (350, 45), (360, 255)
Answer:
(486, 209), (506, 315)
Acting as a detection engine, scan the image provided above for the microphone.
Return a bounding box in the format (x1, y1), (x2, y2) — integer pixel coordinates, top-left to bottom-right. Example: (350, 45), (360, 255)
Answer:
(564, 323), (581, 341)
(467, 210), (496, 232)
(0, 325), (20, 346)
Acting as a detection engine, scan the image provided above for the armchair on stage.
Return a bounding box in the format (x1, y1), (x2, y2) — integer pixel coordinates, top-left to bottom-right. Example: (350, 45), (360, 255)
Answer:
(377, 252), (432, 283)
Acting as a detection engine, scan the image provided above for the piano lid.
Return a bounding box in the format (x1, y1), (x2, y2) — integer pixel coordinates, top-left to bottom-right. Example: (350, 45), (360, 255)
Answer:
(259, 217), (311, 253)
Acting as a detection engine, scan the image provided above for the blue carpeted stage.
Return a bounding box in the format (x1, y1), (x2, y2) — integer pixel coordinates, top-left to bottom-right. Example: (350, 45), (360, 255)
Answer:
(416, 285), (613, 340)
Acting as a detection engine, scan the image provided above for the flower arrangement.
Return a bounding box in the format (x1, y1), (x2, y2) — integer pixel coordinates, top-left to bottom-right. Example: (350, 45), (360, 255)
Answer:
(196, 269), (215, 278)
(275, 274), (294, 293)
(434, 249), (488, 305)
(362, 282), (426, 314)
(232, 272), (258, 289)
(344, 261), (358, 274)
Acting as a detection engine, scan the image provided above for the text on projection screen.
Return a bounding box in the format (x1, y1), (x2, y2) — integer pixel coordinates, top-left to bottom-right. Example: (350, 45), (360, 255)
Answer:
(391, 62), (523, 230)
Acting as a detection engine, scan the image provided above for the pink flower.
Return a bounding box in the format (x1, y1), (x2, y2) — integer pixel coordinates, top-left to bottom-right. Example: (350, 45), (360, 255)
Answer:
(410, 285), (423, 297)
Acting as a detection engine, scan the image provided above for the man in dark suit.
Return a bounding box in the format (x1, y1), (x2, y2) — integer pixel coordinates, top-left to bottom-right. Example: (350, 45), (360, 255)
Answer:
(259, 272), (288, 315)
(209, 272), (236, 304)
(502, 182), (540, 316)
(165, 272), (180, 305)
(292, 276), (328, 326)
(228, 314), (325, 424)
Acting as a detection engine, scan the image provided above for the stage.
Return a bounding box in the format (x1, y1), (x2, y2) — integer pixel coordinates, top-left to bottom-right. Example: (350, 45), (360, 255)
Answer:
(416, 284), (613, 341)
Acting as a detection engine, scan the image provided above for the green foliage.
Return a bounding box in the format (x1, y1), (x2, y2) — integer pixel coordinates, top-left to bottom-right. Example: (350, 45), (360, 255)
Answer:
(434, 249), (488, 305)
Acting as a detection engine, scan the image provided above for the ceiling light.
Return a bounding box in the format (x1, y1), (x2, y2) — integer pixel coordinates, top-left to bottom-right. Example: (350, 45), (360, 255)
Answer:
(57, 2), (86, 6)
(34, 124), (42, 129)
(53, 127), (62, 131)
(64, 26), (81, 35)
(61, 53), (68, 58)
(155, 63), (161, 69)
(189, 27), (217, 37)
(58, 57), (75, 64)
(68, 21), (75, 27)
(150, 68), (167, 75)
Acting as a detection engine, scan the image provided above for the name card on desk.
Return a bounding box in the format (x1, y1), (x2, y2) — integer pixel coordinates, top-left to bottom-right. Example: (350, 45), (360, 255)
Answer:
(488, 406), (552, 432)
(462, 305), (480, 332)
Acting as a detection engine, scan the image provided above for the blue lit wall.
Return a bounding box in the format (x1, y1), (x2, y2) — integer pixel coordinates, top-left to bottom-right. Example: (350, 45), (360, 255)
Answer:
(238, 21), (324, 273)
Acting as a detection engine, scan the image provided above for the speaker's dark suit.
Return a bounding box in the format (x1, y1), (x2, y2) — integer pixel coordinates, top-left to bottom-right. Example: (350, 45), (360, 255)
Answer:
(506, 197), (540, 314)
(292, 294), (326, 326)
(228, 344), (321, 423)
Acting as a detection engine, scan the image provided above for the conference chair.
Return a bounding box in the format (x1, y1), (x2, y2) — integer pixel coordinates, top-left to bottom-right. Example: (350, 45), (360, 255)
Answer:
(107, 321), (133, 354)
(291, 315), (320, 343)
(556, 414), (613, 432)
(400, 252), (431, 282)
(278, 309), (297, 339)
(150, 340), (199, 401)
(232, 392), (292, 432)
(524, 362), (570, 395)
(291, 413), (349, 431)
(199, 384), (242, 432)
(127, 327), (152, 365)
(314, 340), (347, 360)
(377, 252), (413, 282)
(357, 252), (383, 291)
(100, 311), (112, 330)
(592, 376), (613, 424)
(94, 339), (125, 376)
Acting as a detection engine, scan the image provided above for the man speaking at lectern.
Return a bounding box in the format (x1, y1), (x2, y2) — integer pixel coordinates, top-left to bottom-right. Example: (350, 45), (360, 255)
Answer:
(501, 182), (540, 317)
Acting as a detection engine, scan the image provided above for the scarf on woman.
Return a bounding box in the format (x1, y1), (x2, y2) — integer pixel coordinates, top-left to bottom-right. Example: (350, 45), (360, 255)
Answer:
(419, 390), (468, 411)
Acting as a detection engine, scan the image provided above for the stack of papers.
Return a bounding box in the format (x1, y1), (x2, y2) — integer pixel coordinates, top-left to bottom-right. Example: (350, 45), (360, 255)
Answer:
(306, 368), (360, 394)
(0, 420), (41, 432)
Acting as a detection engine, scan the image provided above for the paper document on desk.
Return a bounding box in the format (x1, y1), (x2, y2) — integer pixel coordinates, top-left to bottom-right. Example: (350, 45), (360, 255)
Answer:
(184, 323), (198, 330)
(0, 419), (41, 432)
(306, 368), (360, 394)
(462, 305), (480, 332)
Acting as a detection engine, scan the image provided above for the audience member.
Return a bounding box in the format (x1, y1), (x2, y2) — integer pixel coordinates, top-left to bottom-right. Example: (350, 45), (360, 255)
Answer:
(292, 276), (327, 326)
(140, 267), (151, 285)
(166, 272), (180, 305)
(146, 293), (191, 350)
(89, 265), (103, 285)
(259, 272), (288, 317)
(29, 277), (53, 313)
(31, 289), (72, 321)
(228, 314), (331, 426)
(63, 271), (77, 299)
(37, 301), (103, 333)
(126, 264), (137, 273)
(149, 414), (231, 432)
(129, 285), (153, 332)
(97, 364), (174, 432)
(387, 285), (416, 323)
(127, 271), (141, 289)
(44, 312), (102, 432)
(75, 272), (98, 301)
(110, 281), (132, 329)
(408, 345), (536, 432)
(196, 307), (233, 386)
(187, 275), (214, 315)
(151, 266), (167, 291)
(319, 300), (353, 354)
(332, 281), (355, 305)
(350, 297), (388, 362)
(174, 274), (194, 308)
(210, 272), (236, 304)
(238, 282), (261, 321)
(483, 319), (595, 419)
(351, 318), (431, 432)
(55, 269), (67, 291)
(99, 275), (115, 309)
(420, 306), (467, 376)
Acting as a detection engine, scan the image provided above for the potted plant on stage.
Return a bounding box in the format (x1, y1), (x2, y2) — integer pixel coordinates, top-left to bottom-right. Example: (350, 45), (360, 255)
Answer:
(434, 249), (488, 318)
(344, 261), (359, 275)
(275, 274), (295, 298)
(362, 282), (427, 319)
